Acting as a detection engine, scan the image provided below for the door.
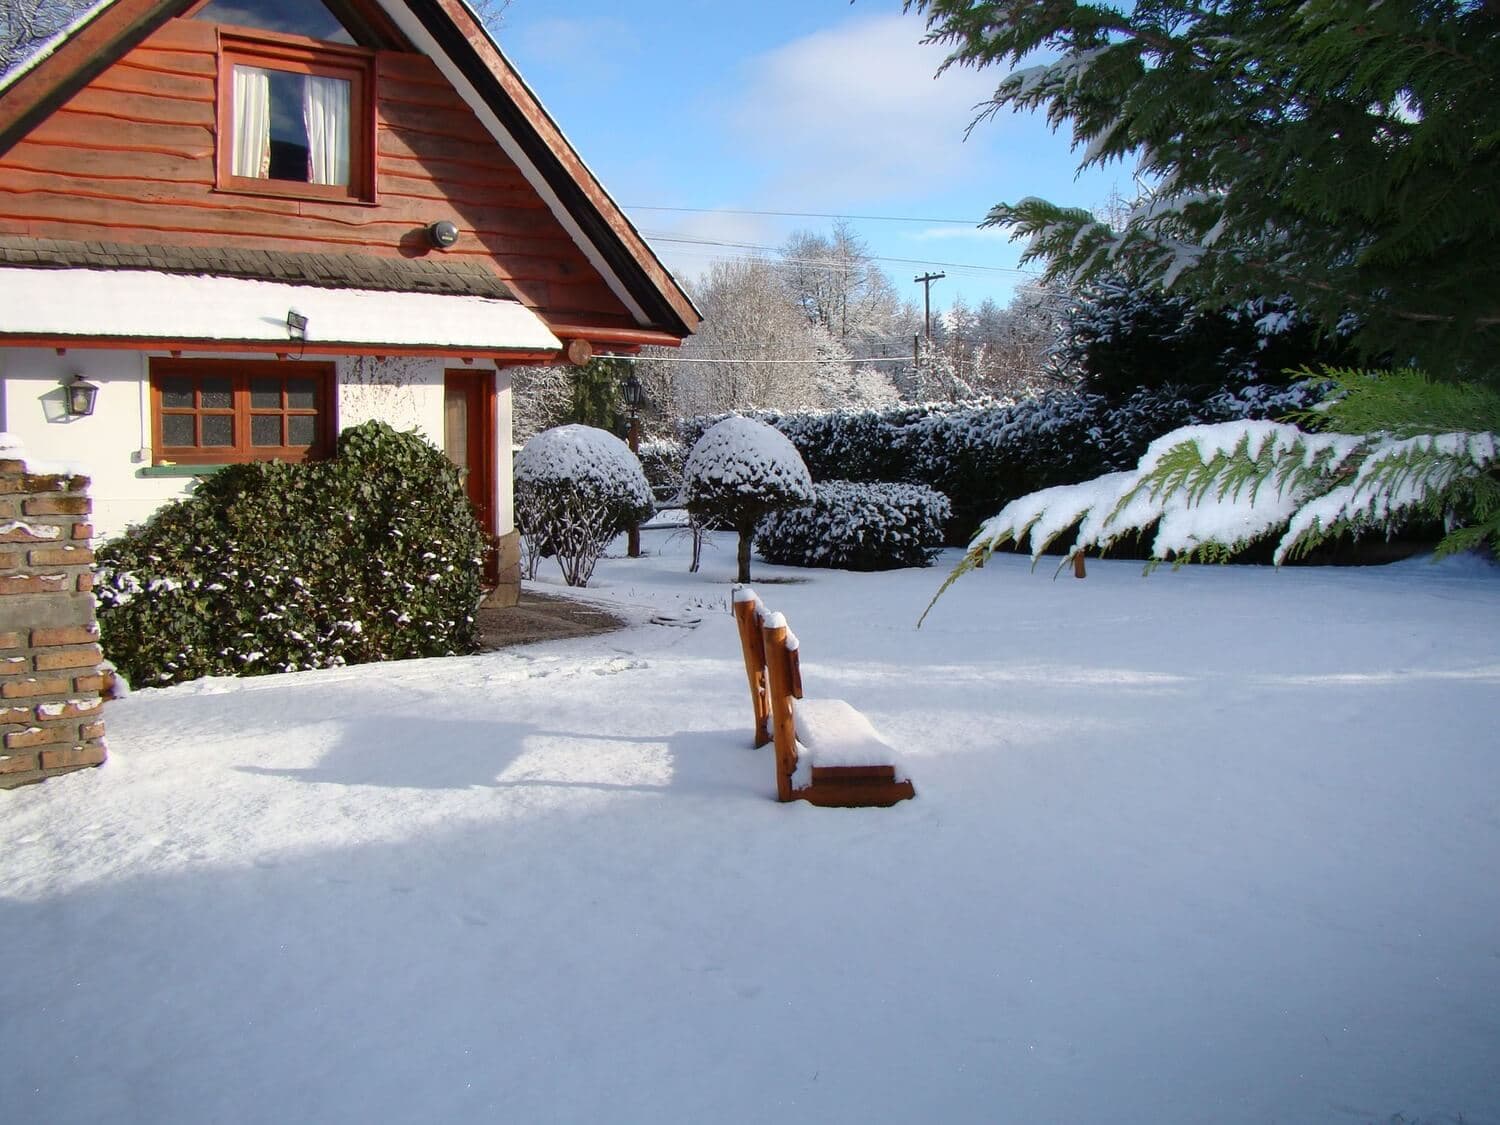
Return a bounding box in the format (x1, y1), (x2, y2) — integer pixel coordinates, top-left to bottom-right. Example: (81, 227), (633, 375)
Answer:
(443, 369), (497, 581)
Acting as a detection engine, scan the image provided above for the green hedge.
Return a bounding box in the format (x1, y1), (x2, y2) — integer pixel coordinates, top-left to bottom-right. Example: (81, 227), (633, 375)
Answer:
(756, 481), (951, 571)
(97, 421), (487, 687)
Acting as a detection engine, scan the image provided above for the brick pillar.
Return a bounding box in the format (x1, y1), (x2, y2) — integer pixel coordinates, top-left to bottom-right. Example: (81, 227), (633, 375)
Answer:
(0, 456), (106, 789)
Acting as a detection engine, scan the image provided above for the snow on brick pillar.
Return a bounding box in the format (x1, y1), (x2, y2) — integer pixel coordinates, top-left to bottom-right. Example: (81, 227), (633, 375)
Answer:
(0, 457), (106, 789)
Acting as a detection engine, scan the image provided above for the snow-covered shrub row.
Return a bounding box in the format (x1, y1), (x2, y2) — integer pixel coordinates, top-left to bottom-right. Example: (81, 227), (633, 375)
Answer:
(684, 416), (814, 582)
(636, 437), (686, 501)
(97, 421), (486, 688)
(680, 383), (1318, 543)
(514, 424), (652, 587)
(756, 481), (952, 571)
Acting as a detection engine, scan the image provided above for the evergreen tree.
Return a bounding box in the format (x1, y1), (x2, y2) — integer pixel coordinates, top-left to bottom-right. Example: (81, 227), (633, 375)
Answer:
(908, 0), (1500, 380)
(1055, 274), (1361, 402)
(566, 357), (628, 433)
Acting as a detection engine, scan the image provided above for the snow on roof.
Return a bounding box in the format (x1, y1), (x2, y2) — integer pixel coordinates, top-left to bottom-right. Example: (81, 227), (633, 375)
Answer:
(0, 268), (561, 352)
(684, 416), (813, 496)
(0, 0), (113, 96)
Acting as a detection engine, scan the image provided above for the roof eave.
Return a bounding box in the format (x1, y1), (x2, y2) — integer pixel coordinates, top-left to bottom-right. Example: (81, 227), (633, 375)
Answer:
(392, 0), (701, 339)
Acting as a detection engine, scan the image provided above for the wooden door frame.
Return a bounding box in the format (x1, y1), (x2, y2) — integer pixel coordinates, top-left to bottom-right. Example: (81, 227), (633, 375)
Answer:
(444, 368), (498, 581)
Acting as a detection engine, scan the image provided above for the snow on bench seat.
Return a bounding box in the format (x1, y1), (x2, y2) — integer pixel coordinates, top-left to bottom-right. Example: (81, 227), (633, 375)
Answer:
(793, 698), (908, 781)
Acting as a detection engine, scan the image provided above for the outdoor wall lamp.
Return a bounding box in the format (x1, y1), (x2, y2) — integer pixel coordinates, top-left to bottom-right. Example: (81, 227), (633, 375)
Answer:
(622, 373), (643, 411)
(64, 375), (100, 417)
(428, 219), (460, 249)
(286, 309), (309, 341)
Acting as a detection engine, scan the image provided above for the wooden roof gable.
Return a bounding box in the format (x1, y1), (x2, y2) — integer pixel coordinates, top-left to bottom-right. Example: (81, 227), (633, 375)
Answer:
(0, 0), (700, 344)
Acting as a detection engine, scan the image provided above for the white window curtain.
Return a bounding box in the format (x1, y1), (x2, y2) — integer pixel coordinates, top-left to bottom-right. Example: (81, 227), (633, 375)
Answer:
(231, 66), (271, 179)
(303, 75), (351, 187)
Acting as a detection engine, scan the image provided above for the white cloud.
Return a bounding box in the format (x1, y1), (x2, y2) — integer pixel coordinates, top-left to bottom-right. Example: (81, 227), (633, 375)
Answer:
(728, 15), (1002, 200)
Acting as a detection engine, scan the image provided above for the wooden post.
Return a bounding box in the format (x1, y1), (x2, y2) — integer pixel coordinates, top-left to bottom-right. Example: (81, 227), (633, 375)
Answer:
(732, 591), (771, 748)
(627, 415), (641, 558)
(761, 615), (799, 802)
(1072, 551), (1087, 579)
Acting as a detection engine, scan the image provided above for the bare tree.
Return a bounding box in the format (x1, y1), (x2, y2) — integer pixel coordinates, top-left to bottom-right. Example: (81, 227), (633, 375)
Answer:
(641, 258), (844, 419)
(779, 222), (904, 355)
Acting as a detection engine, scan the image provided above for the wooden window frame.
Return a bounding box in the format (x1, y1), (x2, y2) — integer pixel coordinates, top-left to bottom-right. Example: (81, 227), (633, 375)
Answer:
(150, 358), (338, 466)
(214, 32), (378, 204)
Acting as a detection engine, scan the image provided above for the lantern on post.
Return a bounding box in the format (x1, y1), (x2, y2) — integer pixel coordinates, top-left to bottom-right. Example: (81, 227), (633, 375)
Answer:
(622, 372), (644, 558)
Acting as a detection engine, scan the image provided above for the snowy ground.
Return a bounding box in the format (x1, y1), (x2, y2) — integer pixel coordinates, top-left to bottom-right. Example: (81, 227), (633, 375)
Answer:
(3, 531), (1499, 1125)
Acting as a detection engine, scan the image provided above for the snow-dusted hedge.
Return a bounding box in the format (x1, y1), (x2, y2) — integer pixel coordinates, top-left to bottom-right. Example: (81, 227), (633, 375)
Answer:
(514, 424), (652, 587)
(96, 421), (486, 688)
(684, 416), (814, 582)
(756, 481), (952, 571)
(681, 384), (1315, 543)
(636, 437), (686, 501)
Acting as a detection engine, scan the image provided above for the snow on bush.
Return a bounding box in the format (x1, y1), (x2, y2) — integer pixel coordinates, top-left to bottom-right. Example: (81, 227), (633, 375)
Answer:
(96, 421), (486, 687)
(684, 415), (814, 582)
(921, 389), (1500, 623)
(636, 437), (686, 501)
(756, 481), (951, 571)
(514, 424), (652, 587)
(680, 382), (1318, 545)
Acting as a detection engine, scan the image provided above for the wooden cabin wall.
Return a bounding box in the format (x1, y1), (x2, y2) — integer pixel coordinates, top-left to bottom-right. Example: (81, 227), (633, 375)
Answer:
(0, 18), (634, 328)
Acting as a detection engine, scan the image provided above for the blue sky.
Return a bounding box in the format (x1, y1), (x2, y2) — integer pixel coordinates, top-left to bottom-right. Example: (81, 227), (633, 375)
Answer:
(499, 0), (1128, 313)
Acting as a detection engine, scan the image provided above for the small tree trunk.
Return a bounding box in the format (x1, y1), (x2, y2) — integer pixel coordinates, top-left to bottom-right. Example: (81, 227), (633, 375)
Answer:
(737, 525), (753, 583)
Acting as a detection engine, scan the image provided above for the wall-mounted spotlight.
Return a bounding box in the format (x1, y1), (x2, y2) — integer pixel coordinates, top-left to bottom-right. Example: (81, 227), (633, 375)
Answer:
(286, 309), (309, 341)
(428, 220), (460, 250)
(65, 375), (100, 418)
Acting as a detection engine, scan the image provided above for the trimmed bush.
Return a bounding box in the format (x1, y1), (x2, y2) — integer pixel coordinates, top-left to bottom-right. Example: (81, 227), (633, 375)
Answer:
(684, 415), (814, 582)
(636, 437), (686, 501)
(514, 424), (652, 587)
(681, 383), (1318, 544)
(97, 421), (486, 688)
(756, 481), (952, 571)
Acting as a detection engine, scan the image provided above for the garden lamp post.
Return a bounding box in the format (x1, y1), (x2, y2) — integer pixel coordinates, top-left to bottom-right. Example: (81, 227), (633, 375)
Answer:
(623, 373), (643, 558)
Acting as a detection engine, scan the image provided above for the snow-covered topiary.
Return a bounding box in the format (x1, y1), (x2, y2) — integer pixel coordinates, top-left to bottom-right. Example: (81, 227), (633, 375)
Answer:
(515, 424), (652, 587)
(756, 481), (951, 571)
(683, 415), (813, 581)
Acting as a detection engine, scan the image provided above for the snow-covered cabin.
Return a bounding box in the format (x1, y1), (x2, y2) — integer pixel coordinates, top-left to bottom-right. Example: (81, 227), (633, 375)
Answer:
(0, 0), (698, 601)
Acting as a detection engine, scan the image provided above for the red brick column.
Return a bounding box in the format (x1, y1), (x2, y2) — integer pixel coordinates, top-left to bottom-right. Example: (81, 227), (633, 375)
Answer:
(0, 455), (106, 788)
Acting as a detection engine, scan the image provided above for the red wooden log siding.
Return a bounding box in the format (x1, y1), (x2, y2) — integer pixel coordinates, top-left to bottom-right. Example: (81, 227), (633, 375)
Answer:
(0, 17), (636, 331)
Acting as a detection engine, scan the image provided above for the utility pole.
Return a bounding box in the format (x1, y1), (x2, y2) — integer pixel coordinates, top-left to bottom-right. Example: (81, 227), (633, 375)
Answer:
(914, 271), (945, 339)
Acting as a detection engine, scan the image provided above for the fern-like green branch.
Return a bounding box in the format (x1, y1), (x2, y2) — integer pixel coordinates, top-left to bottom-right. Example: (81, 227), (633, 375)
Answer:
(919, 370), (1499, 625)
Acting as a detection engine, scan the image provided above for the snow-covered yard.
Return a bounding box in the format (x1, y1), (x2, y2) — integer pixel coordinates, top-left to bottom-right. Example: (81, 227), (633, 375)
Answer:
(3, 532), (1498, 1124)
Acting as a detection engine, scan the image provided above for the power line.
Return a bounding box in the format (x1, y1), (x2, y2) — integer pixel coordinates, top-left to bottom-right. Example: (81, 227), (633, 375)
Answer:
(602, 353), (915, 366)
(640, 232), (1040, 278)
(627, 204), (985, 225)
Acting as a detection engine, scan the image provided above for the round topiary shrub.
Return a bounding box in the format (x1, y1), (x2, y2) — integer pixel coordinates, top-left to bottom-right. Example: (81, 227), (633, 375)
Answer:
(684, 415), (814, 582)
(96, 420), (487, 687)
(514, 424), (652, 586)
(756, 481), (952, 571)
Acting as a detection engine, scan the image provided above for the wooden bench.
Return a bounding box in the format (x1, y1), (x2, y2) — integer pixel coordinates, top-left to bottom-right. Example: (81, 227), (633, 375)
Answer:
(732, 587), (916, 808)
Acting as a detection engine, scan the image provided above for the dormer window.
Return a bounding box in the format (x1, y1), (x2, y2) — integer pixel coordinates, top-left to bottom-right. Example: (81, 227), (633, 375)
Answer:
(200, 0), (378, 203)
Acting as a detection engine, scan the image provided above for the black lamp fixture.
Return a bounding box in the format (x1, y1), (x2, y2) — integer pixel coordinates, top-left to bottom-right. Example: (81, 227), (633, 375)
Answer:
(622, 372), (643, 412)
(64, 375), (100, 418)
(428, 219), (460, 250)
(286, 309), (309, 341)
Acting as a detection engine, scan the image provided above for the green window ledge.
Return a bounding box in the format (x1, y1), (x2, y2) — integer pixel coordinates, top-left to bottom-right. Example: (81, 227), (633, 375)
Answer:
(138, 464), (233, 478)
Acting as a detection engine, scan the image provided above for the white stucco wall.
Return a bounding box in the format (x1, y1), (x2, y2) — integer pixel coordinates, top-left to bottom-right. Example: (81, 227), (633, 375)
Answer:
(0, 348), (514, 543)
